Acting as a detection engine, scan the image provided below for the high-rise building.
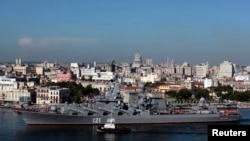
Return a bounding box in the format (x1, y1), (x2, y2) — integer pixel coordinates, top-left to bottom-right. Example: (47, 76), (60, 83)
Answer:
(218, 61), (234, 78)
(194, 63), (208, 78)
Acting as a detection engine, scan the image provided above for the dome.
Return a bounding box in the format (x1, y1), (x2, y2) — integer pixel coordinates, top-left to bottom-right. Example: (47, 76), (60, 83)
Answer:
(132, 51), (142, 68)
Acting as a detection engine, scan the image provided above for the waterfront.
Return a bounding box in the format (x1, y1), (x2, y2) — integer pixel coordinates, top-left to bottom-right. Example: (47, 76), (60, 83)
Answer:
(0, 108), (249, 141)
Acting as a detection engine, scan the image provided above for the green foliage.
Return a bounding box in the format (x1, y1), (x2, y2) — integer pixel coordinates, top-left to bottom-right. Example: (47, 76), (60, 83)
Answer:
(211, 85), (250, 101)
(228, 90), (250, 101)
(213, 85), (233, 99)
(165, 88), (192, 100)
(165, 90), (177, 98)
(164, 83), (250, 102)
(195, 88), (210, 100)
(177, 88), (193, 99)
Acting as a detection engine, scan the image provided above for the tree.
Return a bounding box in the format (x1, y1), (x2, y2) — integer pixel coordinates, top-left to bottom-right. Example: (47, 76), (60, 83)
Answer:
(195, 88), (210, 100)
(165, 90), (177, 98)
(213, 85), (233, 99)
(177, 88), (192, 99)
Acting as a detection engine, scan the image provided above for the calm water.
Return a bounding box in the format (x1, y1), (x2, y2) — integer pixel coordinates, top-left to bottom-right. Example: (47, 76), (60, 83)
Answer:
(0, 108), (249, 141)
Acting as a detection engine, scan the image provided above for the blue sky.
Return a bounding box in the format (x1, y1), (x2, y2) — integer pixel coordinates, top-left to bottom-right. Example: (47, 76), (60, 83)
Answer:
(1, 0), (250, 66)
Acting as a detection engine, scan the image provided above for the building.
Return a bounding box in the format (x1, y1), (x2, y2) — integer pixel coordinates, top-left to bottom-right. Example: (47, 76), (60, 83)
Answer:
(70, 63), (81, 79)
(0, 76), (35, 104)
(204, 78), (218, 88)
(79, 81), (111, 93)
(104, 60), (116, 72)
(80, 67), (96, 80)
(158, 83), (182, 93)
(175, 66), (184, 75)
(218, 61), (234, 78)
(121, 63), (131, 77)
(35, 66), (44, 75)
(122, 77), (137, 84)
(234, 80), (250, 92)
(13, 65), (30, 75)
(181, 80), (195, 91)
(36, 86), (70, 105)
(234, 72), (249, 81)
(166, 58), (175, 75)
(140, 73), (160, 83)
(132, 51), (142, 68)
(56, 70), (74, 82)
(4, 89), (32, 103)
(182, 61), (192, 76)
(145, 59), (153, 66)
(92, 72), (115, 81)
(194, 63), (208, 78)
(15, 58), (22, 66)
(0, 76), (18, 101)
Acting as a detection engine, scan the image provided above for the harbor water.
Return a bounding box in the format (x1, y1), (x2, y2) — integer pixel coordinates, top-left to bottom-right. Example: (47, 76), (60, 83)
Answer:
(0, 108), (250, 141)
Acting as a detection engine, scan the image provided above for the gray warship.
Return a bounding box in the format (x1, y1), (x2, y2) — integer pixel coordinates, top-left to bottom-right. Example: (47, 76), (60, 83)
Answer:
(15, 82), (241, 125)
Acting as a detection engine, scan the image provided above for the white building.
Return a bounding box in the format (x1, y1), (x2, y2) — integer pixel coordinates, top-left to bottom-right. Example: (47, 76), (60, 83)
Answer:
(0, 76), (32, 103)
(35, 66), (44, 75)
(79, 81), (111, 93)
(121, 63), (131, 77)
(92, 72), (115, 81)
(181, 80), (194, 91)
(204, 78), (212, 88)
(145, 59), (153, 66)
(194, 63), (208, 78)
(0, 76), (18, 90)
(36, 86), (70, 105)
(80, 67), (96, 80)
(0, 76), (18, 100)
(4, 89), (31, 103)
(122, 77), (137, 84)
(175, 65), (184, 75)
(234, 72), (250, 81)
(70, 63), (81, 79)
(13, 65), (30, 75)
(218, 61), (234, 78)
(140, 73), (160, 83)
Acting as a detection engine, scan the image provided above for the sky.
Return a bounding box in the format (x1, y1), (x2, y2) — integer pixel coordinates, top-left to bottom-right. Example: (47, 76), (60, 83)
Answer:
(1, 0), (250, 66)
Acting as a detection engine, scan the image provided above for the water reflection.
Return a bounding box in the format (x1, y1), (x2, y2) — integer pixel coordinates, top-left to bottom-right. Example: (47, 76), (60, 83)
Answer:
(103, 133), (116, 141)
(15, 125), (129, 141)
(16, 125), (93, 140)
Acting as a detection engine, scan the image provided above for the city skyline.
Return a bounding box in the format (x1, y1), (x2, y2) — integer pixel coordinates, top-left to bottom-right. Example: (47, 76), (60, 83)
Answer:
(1, 0), (250, 66)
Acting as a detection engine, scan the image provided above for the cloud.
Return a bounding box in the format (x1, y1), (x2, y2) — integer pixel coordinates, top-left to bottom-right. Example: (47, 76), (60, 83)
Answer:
(18, 37), (34, 47)
(18, 37), (100, 48)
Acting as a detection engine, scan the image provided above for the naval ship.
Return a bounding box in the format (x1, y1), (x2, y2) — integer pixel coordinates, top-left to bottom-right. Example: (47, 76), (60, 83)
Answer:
(15, 82), (241, 125)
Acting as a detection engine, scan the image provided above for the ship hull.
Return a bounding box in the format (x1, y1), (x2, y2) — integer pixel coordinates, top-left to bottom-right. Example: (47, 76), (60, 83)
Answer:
(96, 126), (131, 133)
(15, 110), (241, 125)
